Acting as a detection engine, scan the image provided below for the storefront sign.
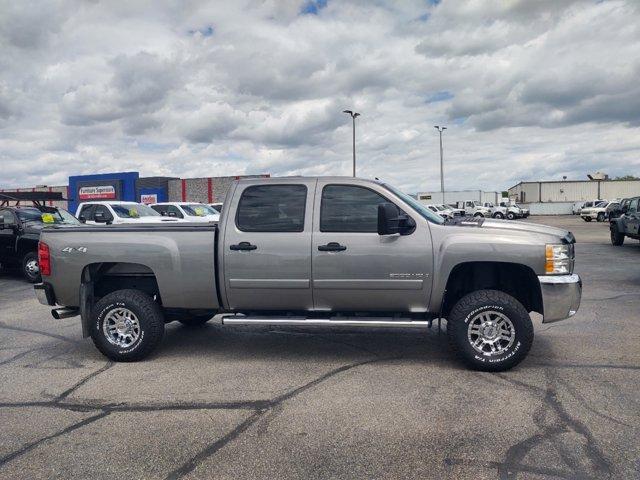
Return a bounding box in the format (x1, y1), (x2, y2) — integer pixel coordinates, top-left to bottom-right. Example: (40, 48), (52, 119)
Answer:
(78, 185), (116, 200)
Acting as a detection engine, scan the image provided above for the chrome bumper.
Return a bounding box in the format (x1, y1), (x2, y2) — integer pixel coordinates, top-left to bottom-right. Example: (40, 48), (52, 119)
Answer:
(538, 274), (581, 323)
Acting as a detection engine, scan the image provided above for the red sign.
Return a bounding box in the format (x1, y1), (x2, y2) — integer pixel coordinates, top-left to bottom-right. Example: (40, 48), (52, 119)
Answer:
(78, 186), (116, 200)
(140, 194), (158, 204)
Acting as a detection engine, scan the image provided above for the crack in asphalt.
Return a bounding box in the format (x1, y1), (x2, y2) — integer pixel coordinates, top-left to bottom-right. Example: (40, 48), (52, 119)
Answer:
(0, 351), (397, 476)
(0, 322), (80, 345)
(492, 371), (612, 480)
(443, 370), (615, 479)
(163, 356), (398, 480)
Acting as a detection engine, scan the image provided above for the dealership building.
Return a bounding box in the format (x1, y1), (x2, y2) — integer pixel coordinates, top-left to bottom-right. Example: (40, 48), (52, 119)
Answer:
(1, 171), (270, 213)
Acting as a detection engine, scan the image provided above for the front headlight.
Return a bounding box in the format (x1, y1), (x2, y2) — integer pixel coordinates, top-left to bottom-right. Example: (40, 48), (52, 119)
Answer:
(545, 244), (572, 274)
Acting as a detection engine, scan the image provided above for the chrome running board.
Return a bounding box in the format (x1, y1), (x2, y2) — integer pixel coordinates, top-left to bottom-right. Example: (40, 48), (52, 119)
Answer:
(221, 316), (432, 329)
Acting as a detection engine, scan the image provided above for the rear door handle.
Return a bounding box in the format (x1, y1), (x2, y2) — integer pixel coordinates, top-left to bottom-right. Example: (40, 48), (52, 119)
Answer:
(318, 242), (347, 252)
(230, 241), (257, 251)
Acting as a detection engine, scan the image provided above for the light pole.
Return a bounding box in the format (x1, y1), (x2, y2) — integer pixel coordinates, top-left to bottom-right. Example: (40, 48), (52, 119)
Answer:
(434, 125), (447, 203)
(343, 110), (360, 177)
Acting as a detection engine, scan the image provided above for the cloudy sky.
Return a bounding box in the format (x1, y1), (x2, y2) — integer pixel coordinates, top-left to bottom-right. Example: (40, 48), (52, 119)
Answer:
(1, 0), (639, 193)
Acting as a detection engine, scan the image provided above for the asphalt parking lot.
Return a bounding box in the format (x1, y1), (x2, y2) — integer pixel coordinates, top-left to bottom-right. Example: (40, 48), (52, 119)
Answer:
(0, 215), (638, 480)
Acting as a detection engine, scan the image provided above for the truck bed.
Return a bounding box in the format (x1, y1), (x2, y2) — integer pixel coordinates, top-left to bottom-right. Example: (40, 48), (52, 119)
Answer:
(39, 223), (219, 310)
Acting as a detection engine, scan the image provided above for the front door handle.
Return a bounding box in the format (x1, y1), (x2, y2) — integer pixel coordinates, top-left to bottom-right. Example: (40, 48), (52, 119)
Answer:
(318, 242), (347, 252)
(230, 241), (257, 251)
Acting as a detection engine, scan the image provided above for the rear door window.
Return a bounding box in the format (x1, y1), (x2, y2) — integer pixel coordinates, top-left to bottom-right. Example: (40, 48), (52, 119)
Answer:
(79, 204), (96, 221)
(236, 185), (307, 232)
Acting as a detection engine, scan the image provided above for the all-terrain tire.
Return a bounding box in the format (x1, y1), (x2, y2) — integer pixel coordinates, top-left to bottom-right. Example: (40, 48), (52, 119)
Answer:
(90, 289), (165, 362)
(178, 315), (212, 327)
(610, 226), (625, 246)
(21, 251), (41, 283)
(447, 290), (534, 372)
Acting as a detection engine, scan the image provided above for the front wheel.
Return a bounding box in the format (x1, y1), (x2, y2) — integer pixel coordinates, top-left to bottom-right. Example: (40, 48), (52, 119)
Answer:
(610, 227), (625, 246)
(447, 290), (534, 371)
(596, 213), (605, 222)
(506, 212), (516, 220)
(493, 212), (504, 219)
(22, 251), (41, 283)
(91, 289), (165, 362)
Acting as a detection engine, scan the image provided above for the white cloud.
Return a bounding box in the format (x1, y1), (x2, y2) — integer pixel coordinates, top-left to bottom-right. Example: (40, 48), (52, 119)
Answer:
(1, 0), (639, 194)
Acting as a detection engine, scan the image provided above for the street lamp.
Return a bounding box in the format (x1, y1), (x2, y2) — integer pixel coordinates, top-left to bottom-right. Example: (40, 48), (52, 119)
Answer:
(343, 110), (360, 177)
(434, 125), (447, 203)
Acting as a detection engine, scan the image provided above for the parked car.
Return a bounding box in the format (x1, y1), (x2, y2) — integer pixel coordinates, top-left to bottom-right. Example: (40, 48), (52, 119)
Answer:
(446, 204), (465, 216)
(425, 204), (454, 220)
(580, 201), (619, 222)
(76, 201), (182, 225)
(150, 202), (220, 222)
(35, 176), (581, 372)
(610, 197), (640, 245)
(209, 202), (224, 213)
(482, 202), (507, 219)
(0, 206), (80, 282)
(454, 201), (493, 218)
(608, 198), (631, 220)
(434, 204), (458, 217)
(498, 201), (526, 220)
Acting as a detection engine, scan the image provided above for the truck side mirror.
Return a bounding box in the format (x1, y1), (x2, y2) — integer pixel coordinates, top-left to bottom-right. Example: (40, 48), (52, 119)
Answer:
(622, 205), (629, 214)
(377, 203), (400, 235)
(78, 215), (86, 223)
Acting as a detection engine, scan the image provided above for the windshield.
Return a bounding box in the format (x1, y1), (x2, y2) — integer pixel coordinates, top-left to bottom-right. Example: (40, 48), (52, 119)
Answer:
(16, 208), (80, 225)
(473, 201), (481, 207)
(594, 202), (607, 208)
(182, 204), (218, 216)
(110, 203), (160, 218)
(381, 183), (445, 225)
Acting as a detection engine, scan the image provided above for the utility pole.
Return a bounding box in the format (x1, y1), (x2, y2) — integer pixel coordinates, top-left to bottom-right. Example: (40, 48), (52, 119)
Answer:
(434, 125), (447, 203)
(343, 110), (360, 177)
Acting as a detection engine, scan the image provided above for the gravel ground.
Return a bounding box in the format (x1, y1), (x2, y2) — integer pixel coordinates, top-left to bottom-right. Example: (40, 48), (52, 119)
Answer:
(0, 215), (638, 479)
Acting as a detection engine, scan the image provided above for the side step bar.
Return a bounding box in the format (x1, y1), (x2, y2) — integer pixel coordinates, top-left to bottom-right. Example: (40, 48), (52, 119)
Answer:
(221, 316), (432, 329)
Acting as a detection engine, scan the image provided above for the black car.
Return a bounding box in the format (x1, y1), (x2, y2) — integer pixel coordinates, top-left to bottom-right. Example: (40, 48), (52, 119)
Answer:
(0, 206), (80, 282)
(610, 197), (640, 246)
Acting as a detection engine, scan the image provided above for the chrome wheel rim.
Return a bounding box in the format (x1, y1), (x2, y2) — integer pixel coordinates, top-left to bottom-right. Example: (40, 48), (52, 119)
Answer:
(103, 308), (141, 348)
(25, 259), (39, 276)
(467, 311), (515, 356)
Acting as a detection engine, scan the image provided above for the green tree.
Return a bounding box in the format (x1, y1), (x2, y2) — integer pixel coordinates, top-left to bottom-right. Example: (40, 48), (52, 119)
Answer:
(614, 175), (640, 180)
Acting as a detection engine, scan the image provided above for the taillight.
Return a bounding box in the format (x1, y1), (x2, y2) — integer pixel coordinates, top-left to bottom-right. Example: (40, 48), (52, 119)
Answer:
(38, 241), (51, 276)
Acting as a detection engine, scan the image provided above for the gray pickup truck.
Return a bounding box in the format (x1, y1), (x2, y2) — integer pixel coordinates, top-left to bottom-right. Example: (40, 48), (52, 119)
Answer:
(34, 177), (581, 371)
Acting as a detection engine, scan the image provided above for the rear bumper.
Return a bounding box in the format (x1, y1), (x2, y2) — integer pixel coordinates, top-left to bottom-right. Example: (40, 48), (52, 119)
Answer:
(538, 274), (582, 323)
(34, 283), (56, 306)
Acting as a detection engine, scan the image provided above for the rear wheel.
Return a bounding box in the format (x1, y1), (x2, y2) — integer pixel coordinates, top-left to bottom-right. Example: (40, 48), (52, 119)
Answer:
(21, 251), (41, 283)
(506, 212), (516, 220)
(493, 212), (504, 219)
(610, 226), (625, 246)
(447, 290), (533, 371)
(91, 289), (165, 362)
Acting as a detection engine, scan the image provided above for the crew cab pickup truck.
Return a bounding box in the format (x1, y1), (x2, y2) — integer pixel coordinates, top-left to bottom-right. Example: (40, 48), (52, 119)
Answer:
(34, 177), (581, 371)
(0, 206), (80, 282)
(610, 196), (640, 245)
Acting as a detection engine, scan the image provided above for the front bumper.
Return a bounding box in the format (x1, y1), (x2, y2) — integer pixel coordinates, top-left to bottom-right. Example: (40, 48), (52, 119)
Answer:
(538, 274), (581, 323)
(34, 283), (56, 306)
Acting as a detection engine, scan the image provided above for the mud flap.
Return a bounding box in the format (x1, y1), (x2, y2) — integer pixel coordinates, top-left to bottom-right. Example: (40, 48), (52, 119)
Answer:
(79, 281), (95, 338)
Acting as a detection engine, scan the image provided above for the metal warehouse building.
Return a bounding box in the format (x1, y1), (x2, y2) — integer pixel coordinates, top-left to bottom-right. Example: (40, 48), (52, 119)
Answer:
(508, 179), (640, 214)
